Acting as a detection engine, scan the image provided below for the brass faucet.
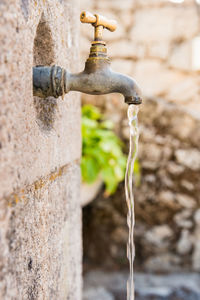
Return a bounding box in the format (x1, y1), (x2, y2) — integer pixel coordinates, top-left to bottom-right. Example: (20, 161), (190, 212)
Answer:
(33, 11), (142, 105)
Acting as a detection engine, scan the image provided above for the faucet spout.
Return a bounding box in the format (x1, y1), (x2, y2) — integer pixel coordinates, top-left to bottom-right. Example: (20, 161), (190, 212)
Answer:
(33, 11), (142, 105)
(65, 63), (142, 105)
(33, 61), (142, 105)
(33, 27), (142, 106)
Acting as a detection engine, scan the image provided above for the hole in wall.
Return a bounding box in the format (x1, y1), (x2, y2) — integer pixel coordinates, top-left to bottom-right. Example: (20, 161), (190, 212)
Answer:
(33, 13), (55, 66)
(33, 14), (57, 131)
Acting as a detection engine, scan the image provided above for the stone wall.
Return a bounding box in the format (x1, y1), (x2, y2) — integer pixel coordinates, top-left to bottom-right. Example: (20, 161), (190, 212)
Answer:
(81, 0), (200, 272)
(0, 1), (81, 299)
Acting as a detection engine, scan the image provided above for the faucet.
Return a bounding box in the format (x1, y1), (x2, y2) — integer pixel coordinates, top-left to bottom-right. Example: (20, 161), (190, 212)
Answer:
(33, 11), (142, 105)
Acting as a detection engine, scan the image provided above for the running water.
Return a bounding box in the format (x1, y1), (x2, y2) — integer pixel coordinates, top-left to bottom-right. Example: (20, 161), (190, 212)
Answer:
(125, 104), (140, 300)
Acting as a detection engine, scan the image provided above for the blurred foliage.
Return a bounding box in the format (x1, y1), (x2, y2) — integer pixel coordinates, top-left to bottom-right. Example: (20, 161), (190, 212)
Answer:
(81, 104), (140, 195)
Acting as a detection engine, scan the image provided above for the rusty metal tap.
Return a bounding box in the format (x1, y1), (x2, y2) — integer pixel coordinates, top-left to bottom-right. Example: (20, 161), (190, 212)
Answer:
(80, 11), (117, 41)
(33, 11), (142, 105)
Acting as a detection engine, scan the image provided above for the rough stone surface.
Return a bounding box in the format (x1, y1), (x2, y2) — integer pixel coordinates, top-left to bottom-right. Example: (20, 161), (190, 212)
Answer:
(175, 149), (200, 171)
(0, 0), (81, 199)
(83, 99), (200, 273)
(144, 225), (173, 250)
(81, 0), (200, 109)
(176, 229), (193, 255)
(0, 0), (82, 299)
(81, 0), (200, 273)
(83, 287), (114, 300)
(83, 270), (200, 300)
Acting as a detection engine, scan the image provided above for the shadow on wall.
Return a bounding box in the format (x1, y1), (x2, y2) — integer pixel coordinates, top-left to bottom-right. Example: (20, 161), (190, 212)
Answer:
(33, 13), (57, 132)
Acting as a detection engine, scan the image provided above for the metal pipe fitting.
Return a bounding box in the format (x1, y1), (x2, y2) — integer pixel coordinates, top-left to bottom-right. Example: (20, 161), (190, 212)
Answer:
(33, 11), (142, 105)
(33, 65), (65, 98)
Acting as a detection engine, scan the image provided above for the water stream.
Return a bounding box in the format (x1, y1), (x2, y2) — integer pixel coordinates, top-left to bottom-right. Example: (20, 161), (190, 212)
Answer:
(125, 104), (140, 300)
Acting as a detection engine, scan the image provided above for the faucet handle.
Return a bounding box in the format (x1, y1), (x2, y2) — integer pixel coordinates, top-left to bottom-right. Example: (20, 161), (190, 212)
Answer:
(80, 11), (117, 42)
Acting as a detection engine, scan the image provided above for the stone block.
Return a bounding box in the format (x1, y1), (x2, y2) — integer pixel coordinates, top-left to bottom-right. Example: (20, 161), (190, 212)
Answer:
(80, 0), (94, 11)
(166, 77), (199, 104)
(175, 194), (196, 209)
(180, 180), (194, 192)
(133, 60), (184, 97)
(109, 40), (146, 59)
(136, 0), (166, 7)
(144, 254), (181, 272)
(192, 228), (200, 271)
(111, 59), (135, 75)
(174, 210), (193, 229)
(105, 22), (126, 42)
(119, 11), (134, 29)
(169, 41), (192, 71)
(167, 162), (184, 175)
(0, 0), (82, 299)
(0, 0), (81, 199)
(175, 149), (200, 171)
(130, 7), (198, 44)
(176, 229), (192, 255)
(148, 42), (170, 60)
(81, 21), (94, 40)
(145, 225), (173, 250)
(194, 209), (200, 225)
(0, 163), (82, 299)
(83, 287), (114, 300)
(96, 0), (134, 11)
(157, 190), (176, 208)
(140, 143), (162, 164)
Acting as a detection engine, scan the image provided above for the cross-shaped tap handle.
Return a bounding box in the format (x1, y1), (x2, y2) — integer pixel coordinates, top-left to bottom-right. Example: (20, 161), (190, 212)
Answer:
(80, 11), (117, 42)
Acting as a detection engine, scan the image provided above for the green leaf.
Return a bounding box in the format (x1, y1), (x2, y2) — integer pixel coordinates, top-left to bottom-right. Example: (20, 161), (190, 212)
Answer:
(81, 156), (100, 183)
(101, 167), (118, 195)
(81, 104), (140, 195)
(113, 164), (125, 181)
(100, 120), (114, 129)
(82, 105), (101, 120)
(82, 117), (98, 129)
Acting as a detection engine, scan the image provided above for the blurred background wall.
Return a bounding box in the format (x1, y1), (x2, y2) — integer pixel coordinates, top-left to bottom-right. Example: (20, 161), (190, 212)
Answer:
(80, 0), (200, 273)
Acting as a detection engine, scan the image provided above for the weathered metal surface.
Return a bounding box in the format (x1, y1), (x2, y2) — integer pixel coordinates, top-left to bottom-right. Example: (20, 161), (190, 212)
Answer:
(80, 11), (117, 41)
(33, 65), (65, 98)
(33, 12), (142, 105)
